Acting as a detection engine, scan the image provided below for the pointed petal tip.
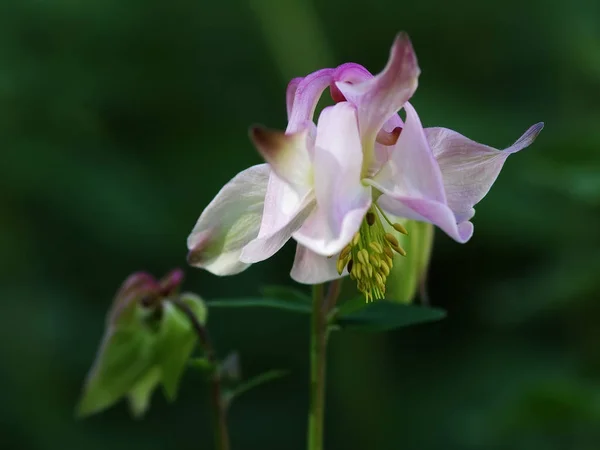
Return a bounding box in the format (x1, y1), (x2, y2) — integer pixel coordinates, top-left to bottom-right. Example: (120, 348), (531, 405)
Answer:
(391, 31), (420, 74)
(510, 122), (545, 152)
(249, 125), (288, 161)
(186, 232), (210, 267)
(394, 31), (412, 45)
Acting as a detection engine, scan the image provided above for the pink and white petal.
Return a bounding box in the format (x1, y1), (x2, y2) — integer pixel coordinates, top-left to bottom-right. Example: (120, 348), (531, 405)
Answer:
(187, 164), (270, 275)
(336, 33), (420, 142)
(287, 68), (334, 133)
(377, 195), (474, 244)
(333, 62), (373, 84)
(240, 194), (315, 263)
(286, 77), (302, 119)
(250, 125), (313, 193)
(371, 102), (446, 203)
(293, 203), (369, 257)
(293, 103), (371, 255)
(426, 122), (544, 223)
(290, 244), (345, 284)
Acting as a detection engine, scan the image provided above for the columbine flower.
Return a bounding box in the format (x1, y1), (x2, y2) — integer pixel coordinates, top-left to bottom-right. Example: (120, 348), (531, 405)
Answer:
(187, 33), (543, 301)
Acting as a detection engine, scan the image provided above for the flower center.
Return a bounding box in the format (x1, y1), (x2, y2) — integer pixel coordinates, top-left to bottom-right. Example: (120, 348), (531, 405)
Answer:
(337, 206), (408, 302)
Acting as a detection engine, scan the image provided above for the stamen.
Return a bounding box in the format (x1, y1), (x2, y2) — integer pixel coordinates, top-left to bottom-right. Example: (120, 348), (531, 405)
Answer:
(392, 222), (409, 235)
(375, 203), (409, 236)
(366, 212), (375, 226)
(369, 242), (383, 253)
(392, 243), (407, 257)
(336, 205), (409, 302)
(385, 233), (399, 247)
(340, 245), (351, 261)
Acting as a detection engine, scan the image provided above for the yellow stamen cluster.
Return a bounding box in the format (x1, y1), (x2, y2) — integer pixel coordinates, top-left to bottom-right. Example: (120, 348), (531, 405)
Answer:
(336, 207), (408, 302)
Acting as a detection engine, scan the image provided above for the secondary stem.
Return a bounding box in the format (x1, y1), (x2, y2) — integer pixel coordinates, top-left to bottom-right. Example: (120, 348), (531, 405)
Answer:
(307, 280), (341, 450)
(171, 298), (230, 450)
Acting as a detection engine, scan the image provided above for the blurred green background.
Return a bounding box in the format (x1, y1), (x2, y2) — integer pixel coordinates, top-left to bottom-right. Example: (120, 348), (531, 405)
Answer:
(1, 0), (600, 449)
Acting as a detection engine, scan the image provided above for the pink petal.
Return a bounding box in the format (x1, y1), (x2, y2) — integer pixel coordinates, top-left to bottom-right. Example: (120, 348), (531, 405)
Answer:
(336, 33), (420, 142)
(187, 164), (270, 275)
(293, 103), (371, 255)
(287, 68), (334, 133)
(371, 102), (446, 204)
(286, 77), (302, 119)
(426, 122), (544, 222)
(377, 195), (474, 243)
(333, 62), (373, 84)
(290, 244), (345, 284)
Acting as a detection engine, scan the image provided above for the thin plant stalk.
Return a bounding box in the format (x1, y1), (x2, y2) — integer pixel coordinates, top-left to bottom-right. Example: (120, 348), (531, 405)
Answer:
(307, 280), (341, 450)
(172, 298), (230, 450)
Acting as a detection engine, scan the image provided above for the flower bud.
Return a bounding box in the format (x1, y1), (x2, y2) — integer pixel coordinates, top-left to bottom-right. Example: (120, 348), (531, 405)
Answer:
(384, 220), (434, 304)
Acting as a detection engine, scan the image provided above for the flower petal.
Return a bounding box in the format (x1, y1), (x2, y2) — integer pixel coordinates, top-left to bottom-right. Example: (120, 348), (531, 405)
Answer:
(426, 122), (544, 222)
(250, 125), (313, 193)
(287, 68), (334, 133)
(290, 244), (345, 284)
(377, 195), (474, 243)
(371, 102), (446, 204)
(293, 102), (371, 255)
(336, 32), (420, 142)
(187, 164), (270, 275)
(239, 194), (315, 263)
(286, 77), (302, 119)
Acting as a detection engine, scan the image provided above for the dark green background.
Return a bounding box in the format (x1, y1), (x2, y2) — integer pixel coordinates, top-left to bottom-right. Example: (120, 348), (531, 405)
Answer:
(2, 0), (600, 449)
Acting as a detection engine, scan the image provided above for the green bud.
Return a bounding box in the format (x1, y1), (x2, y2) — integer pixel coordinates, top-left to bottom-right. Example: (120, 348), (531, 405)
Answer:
(77, 270), (206, 418)
(384, 220), (434, 304)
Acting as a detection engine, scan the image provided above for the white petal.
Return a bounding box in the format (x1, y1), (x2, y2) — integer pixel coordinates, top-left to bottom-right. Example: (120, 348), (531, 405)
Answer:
(290, 244), (344, 284)
(240, 194), (315, 263)
(426, 123), (544, 222)
(187, 164), (270, 275)
(293, 103), (371, 255)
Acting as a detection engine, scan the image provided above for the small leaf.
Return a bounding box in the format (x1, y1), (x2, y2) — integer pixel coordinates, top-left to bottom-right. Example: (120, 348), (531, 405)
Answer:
(77, 322), (157, 417)
(156, 301), (198, 401)
(128, 366), (162, 418)
(226, 370), (289, 404)
(333, 301), (446, 332)
(260, 285), (311, 303)
(207, 298), (312, 314)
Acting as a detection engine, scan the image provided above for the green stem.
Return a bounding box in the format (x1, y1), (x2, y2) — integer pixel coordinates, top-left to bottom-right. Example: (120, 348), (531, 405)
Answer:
(171, 298), (230, 450)
(307, 280), (341, 450)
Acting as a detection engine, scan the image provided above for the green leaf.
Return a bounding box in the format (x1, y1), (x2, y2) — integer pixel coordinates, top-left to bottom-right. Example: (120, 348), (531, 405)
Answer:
(333, 300), (446, 332)
(77, 321), (157, 417)
(207, 297), (312, 314)
(128, 366), (162, 418)
(156, 301), (198, 401)
(226, 370), (289, 404)
(260, 285), (311, 303)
